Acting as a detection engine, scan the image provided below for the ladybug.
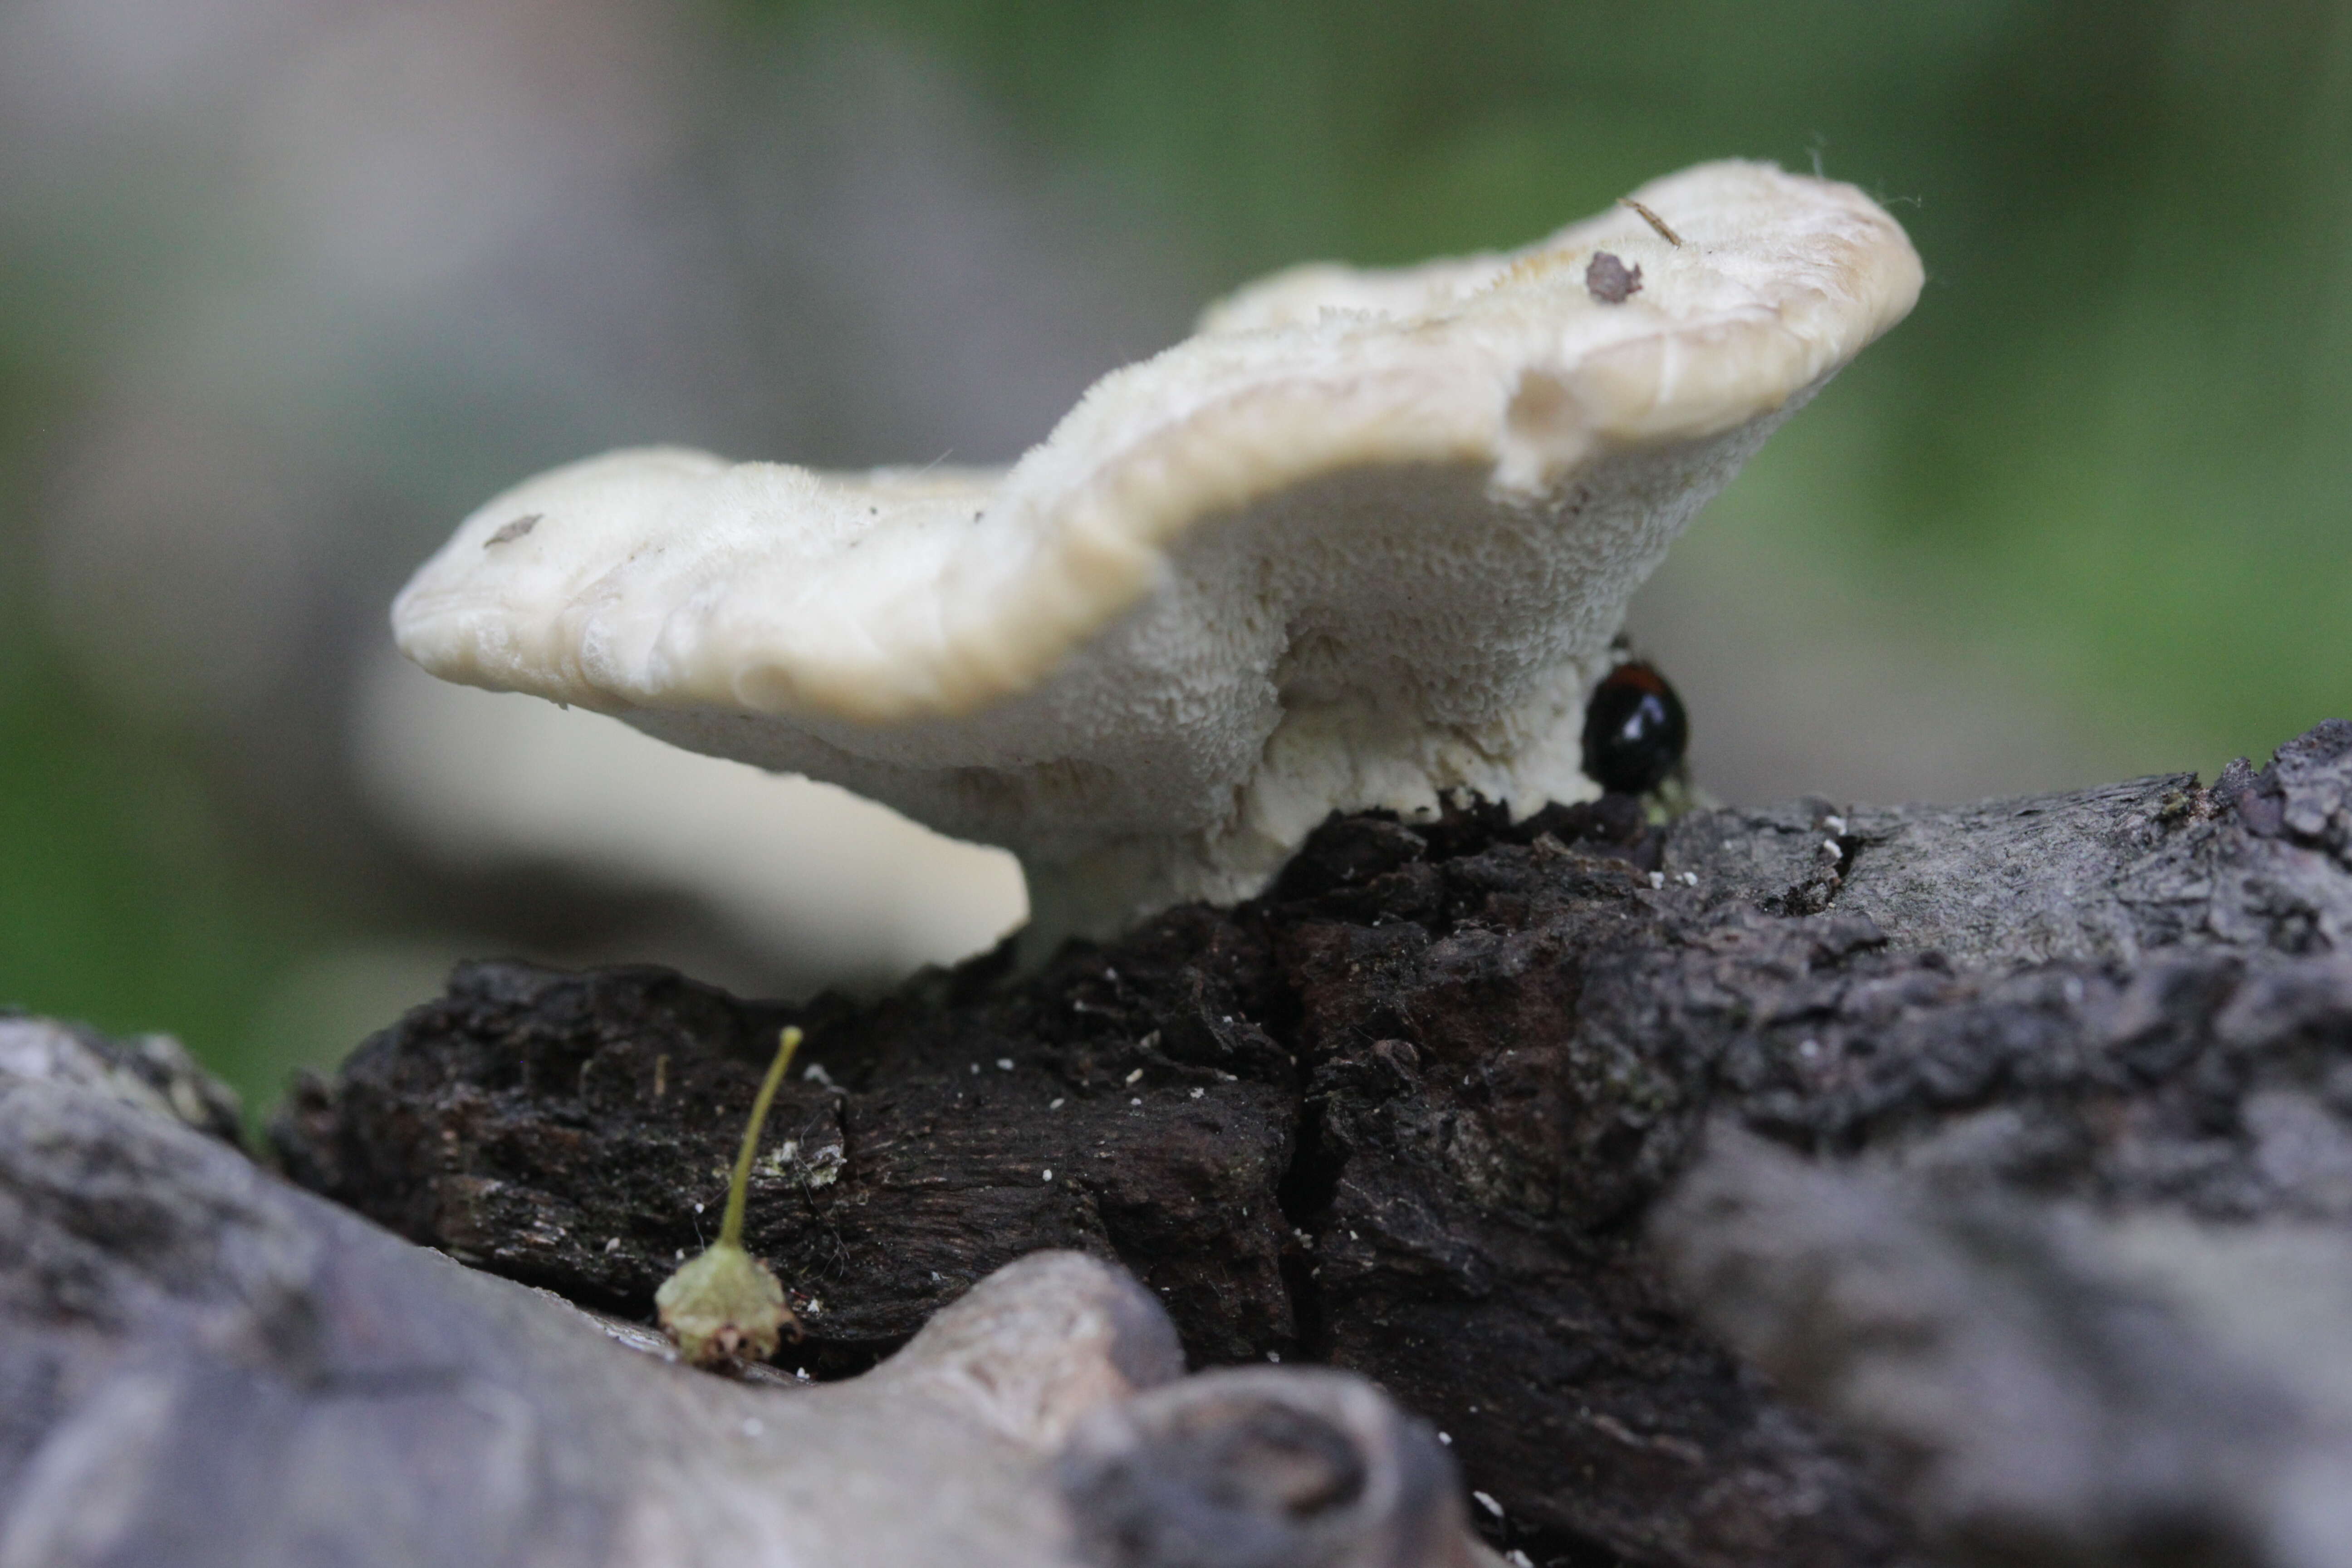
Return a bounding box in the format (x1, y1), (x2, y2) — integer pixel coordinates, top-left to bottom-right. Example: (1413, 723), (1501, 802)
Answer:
(1581, 660), (1688, 795)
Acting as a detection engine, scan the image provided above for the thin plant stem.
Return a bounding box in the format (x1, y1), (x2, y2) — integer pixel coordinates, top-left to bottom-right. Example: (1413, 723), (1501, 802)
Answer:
(720, 1027), (801, 1250)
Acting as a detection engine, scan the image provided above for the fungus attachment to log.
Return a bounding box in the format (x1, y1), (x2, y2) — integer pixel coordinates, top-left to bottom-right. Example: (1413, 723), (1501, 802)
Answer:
(392, 160), (1921, 938)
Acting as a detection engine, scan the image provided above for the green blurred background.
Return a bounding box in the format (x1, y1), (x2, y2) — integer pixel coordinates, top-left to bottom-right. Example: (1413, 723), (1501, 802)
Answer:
(2, 0), (2347, 1116)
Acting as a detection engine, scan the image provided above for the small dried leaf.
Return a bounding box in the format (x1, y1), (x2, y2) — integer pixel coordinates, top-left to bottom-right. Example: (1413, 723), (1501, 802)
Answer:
(483, 513), (540, 547)
(1586, 251), (1642, 304)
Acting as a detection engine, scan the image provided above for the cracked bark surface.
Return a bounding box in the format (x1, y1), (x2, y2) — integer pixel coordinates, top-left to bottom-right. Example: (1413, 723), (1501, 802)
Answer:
(274, 720), (2352, 1568)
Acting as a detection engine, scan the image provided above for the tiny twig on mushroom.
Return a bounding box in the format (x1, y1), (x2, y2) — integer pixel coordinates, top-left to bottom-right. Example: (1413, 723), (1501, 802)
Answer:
(1618, 197), (1684, 246)
(654, 1026), (804, 1366)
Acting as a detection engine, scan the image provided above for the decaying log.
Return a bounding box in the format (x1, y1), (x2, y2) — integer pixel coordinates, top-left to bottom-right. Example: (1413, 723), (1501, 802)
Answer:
(260, 717), (2352, 1568)
(0, 1016), (1484, 1568)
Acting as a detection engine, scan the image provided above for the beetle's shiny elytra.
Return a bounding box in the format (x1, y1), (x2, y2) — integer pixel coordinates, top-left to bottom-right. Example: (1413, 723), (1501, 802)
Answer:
(1581, 661), (1689, 795)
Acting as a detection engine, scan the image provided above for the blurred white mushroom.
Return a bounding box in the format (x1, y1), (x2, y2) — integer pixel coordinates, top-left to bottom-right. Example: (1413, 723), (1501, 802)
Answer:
(357, 651), (1024, 985)
(396, 161), (1919, 938)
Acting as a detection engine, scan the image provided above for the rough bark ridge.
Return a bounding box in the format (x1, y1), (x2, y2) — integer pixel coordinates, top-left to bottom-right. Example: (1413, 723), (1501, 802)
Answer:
(275, 720), (2352, 1568)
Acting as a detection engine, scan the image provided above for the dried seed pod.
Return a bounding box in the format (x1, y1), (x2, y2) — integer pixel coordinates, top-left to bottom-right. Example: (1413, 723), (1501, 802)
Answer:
(656, 1026), (803, 1365)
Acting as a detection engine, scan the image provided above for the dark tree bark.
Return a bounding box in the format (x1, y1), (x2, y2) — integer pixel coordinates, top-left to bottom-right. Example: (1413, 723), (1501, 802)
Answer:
(272, 721), (2352, 1568)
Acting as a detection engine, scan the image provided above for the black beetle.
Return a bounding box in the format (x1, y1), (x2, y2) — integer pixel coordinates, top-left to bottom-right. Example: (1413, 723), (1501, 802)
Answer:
(1581, 661), (1688, 794)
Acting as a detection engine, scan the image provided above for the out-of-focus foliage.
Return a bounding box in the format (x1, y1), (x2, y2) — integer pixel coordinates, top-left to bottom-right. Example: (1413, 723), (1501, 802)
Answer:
(2, 0), (2347, 1111)
(0, 337), (308, 1084)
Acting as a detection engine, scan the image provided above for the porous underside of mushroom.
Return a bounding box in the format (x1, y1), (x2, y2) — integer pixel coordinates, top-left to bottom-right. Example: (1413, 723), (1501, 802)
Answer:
(393, 160), (1921, 935)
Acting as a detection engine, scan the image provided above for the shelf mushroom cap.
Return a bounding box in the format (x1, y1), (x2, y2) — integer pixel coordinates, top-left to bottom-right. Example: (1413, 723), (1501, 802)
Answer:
(392, 160), (1922, 937)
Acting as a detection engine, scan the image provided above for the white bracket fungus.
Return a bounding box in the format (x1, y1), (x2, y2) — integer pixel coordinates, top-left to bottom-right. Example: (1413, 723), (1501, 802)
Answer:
(394, 160), (1921, 939)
